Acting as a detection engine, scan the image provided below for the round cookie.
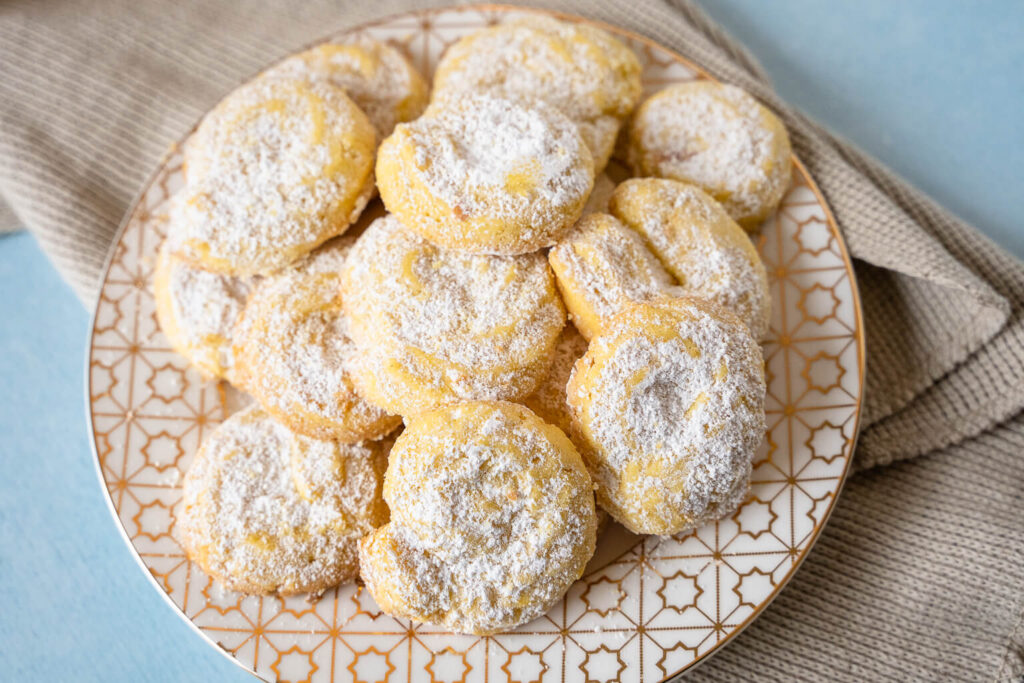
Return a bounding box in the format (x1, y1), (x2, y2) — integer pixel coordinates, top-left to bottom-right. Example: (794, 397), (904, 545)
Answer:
(566, 296), (766, 535)
(358, 401), (597, 635)
(179, 405), (390, 595)
(523, 323), (588, 437)
(170, 76), (377, 275)
(262, 37), (428, 139)
(609, 178), (771, 340)
(341, 215), (565, 416)
(376, 93), (594, 254)
(232, 239), (400, 442)
(153, 241), (255, 382)
(431, 15), (642, 172)
(625, 81), (792, 230)
(549, 213), (674, 340)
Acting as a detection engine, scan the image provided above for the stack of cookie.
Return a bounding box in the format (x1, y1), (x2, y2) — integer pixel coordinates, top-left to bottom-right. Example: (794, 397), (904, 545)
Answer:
(156, 16), (792, 637)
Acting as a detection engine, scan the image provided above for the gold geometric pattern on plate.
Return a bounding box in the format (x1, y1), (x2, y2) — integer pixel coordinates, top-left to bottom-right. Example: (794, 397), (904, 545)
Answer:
(87, 5), (865, 681)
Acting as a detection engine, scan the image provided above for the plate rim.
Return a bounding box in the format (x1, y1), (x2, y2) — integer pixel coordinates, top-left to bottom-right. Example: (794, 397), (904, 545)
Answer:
(84, 4), (867, 680)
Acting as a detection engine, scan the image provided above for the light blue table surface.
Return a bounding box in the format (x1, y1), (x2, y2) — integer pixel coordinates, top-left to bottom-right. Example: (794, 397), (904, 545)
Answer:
(2, 1), (1022, 680)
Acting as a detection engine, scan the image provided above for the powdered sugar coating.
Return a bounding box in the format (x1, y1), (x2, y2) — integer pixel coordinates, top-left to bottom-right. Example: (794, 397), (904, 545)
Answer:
(549, 213), (674, 340)
(359, 401), (596, 635)
(153, 240), (255, 382)
(627, 82), (792, 229)
(376, 94), (594, 254)
(179, 405), (390, 595)
(232, 239), (400, 442)
(610, 178), (771, 340)
(567, 296), (766, 535)
(288, 430), (393, 518)
(262, 37), (428, 139)
(341, 215), (565, 416)
(431, 15), (642, 171)
(434, 16), (641, 120)
(523, 324), (589, 437)
(170, 77), (377, 275)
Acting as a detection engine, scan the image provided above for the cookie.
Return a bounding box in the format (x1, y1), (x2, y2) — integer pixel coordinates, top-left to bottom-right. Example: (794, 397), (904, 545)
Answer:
(341, 215), (565, 416)
(522, 323), (588, 437)
(431, 15), (642, 172)
(609, 177), (771, 340)
(262, 37), (428, 139)
(153, 240), (255, 382)
(548, 212), (674, 340)
(359, 401), (597, 634)
(288, 430), (395, 516)
(232, 239), (400, 442)
(376, 93), (594, 254)
(566, 296), (766, 535)
(626, 81), (792, 229)
(179, 405), (390, 595)
(519, 325), (610, 534)
(170, 77), (376, 275)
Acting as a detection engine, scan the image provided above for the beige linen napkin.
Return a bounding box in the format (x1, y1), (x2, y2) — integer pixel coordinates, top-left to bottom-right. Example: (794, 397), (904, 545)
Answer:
(2, 0), (1022, 679)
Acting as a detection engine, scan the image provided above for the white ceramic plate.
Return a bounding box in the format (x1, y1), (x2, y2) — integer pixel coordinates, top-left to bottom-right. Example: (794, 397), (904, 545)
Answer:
(87, 5), (865, 681)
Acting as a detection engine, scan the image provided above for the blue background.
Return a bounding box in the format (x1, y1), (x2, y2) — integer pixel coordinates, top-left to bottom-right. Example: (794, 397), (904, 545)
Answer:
(1, 1), (1022, 680)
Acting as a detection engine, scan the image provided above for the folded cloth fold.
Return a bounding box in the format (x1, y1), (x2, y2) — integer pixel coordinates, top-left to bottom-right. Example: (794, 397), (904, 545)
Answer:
(1, 0), (1021, 678)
